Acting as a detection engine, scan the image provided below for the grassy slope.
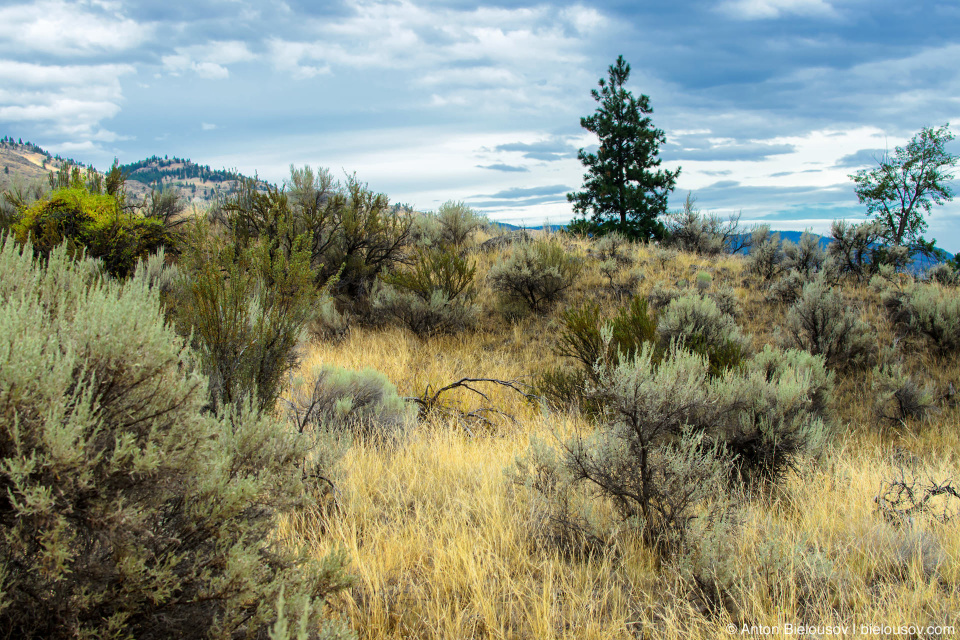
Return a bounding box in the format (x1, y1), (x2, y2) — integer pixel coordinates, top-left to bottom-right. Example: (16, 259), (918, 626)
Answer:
(278, 235), (959, 639)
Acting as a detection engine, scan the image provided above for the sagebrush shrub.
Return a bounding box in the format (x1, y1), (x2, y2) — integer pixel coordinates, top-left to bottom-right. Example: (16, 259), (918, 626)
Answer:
(488, 238), (582, 312)
(926, 262), (959, 286)
(871, 363), (935, 429)
(284, 364), (414, 440)
(782, 231), (826, 276)
(782, 278), (875, 370)
(436, 200), (484, 248)
(519, 342), (831, 554)
(658, 294), (749, 375)
(885, 283), (960, 355)
(746, 226), (785, 281)
(595, 231), (633, 264)
(828, 220), (910, 280)
(663, 193), (743, 256)
(0, 237), (351, 639)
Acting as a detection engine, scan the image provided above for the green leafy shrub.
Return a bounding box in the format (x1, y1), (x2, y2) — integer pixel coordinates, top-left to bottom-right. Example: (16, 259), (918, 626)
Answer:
(657, 294), (749, 375)
(884, 283), (960, 355)
(284, 364), (414, 440)
(556, 296), (658, 381)
(373, 246), (479, 335)
(782, 278), (876, 370)
(0, 237), (352, 639)
(12, 186), (170, 278)
(174, 219), (319, 413)
(488, 238), (582, 313)
(225, 168), (411, 300)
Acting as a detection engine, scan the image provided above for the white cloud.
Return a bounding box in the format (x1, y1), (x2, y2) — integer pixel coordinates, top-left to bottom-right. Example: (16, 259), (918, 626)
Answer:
(201, 123), (217, 131)
(266, 0), (600, 111)
(162, 41), (257, 79)
(720, 0), (838, 19)
(0, 1), (151, 56)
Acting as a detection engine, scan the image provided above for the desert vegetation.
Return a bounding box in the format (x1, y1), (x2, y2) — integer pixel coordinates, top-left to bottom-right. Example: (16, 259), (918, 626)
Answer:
(0, 153), (958, 639)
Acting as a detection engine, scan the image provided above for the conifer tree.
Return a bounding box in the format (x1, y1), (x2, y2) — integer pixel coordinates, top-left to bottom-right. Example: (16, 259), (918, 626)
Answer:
(568, 56), (680, 240)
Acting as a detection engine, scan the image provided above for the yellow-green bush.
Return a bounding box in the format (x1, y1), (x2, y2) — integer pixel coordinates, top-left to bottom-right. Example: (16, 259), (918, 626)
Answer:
(12, 187), (169, 278)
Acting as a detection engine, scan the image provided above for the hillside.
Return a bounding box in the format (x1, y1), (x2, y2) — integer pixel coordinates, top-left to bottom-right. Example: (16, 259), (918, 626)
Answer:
(0, 138), (267, 207)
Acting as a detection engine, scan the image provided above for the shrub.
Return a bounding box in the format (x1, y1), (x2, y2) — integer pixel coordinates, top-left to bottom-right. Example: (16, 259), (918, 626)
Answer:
(436, 200), (484, 248)
(657, 294), (749, 375)
(173, 220), (319, 413)
(782, 231), (826, 276)
(284, 364), (414, 440)
(885, 283), (960, 355)
(226, 168), (411, 300)
(663, 193), (743, 255)
(11, 186), (170, 278)
(765, 269), (807, 305)
(746, 226), (785, 281)
(555, 296), (658, 382)
(373, 246), (479, 335)
(709, 285), (739, 318)
(0, 237), (352, 639)
(926, 262), (959, 286)
(695, 270), (712, 291)
(488, 238), (582, 312)
(782, 278), (876, 370)
(871, 363), (935, 429)
(595, 231), (633, 264)
(519, 342), (831, 554)
(372, 285), (478, 336)
(828, 220), (910, 280)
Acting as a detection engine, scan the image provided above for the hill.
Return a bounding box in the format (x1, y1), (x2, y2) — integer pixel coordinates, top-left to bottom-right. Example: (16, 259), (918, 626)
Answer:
(0, 137), (268, 207)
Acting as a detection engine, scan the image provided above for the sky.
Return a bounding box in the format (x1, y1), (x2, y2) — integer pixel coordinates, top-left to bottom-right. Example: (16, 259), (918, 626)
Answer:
(2, 0), (959, 251)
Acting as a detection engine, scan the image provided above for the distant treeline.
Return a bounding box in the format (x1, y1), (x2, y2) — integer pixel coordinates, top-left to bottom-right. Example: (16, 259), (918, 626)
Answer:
(120, 156), (247, 186)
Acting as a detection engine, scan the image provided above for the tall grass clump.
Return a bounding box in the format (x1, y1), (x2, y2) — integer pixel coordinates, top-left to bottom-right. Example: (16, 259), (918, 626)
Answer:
(488, 238), (582, 313)
(0, 237), (352, 639)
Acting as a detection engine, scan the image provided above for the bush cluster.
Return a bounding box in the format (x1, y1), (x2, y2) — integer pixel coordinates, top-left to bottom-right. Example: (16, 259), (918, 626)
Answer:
(488, 238), (582, 313)
(884, 282), (960, 355)
(782, 278), (876, 370)
(373, 246), (479, 336)
(519, 342), (833, 554)
(0, 238), (351, 639)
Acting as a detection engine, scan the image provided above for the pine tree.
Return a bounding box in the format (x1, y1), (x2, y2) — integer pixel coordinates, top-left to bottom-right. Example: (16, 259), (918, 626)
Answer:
(568, 56), (680, 240)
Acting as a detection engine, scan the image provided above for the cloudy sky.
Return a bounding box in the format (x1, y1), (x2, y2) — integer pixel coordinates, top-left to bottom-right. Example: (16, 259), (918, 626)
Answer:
(2, 0), (959, 250)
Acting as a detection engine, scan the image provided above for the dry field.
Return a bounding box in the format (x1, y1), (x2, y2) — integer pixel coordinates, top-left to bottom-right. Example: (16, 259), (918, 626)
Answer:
(275, 238), (960, 639)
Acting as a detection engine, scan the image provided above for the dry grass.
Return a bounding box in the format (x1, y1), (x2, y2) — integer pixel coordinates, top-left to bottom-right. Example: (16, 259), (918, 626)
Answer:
(281, 236), (960, 639)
